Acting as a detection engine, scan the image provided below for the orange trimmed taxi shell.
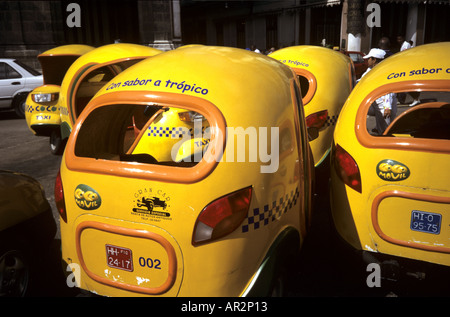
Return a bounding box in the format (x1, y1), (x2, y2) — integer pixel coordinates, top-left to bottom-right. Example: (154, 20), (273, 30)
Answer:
(58, 43), (162, 139)
(330, 42), (450, 267)
(58, 46), (314, 296)
(25, 44), (94, 136)
(270, 45), (355, 166)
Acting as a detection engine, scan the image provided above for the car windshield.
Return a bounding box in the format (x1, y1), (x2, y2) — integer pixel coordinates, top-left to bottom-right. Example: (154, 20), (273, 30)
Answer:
(367, 90), (450, 140)
(14, 59), (41, 76)
(39, 56), (79, 85)
(348, 53), (364, 64)
(74, 104), (211, 167)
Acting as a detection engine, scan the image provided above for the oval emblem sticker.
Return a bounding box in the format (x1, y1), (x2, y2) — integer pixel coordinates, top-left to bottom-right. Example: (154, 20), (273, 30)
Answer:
(376, 159), (410, 181)
(74, 184), (102, 210)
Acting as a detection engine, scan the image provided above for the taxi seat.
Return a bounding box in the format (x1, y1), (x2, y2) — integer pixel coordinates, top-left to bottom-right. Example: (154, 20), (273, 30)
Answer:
(75, 81), (109, 117)
(74, 66), (116, 117)
(120, 153), (158, 164)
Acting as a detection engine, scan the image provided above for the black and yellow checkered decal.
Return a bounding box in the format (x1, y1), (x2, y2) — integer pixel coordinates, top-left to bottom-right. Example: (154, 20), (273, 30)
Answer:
(147, 126), (208, 138)
(147, 126), (188, 138)
(242, 187), (299, 233)
(325, 114), (338, 127)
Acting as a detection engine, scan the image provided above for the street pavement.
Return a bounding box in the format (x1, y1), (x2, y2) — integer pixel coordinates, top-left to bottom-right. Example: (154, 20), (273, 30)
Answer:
(1, 110), (449, 298)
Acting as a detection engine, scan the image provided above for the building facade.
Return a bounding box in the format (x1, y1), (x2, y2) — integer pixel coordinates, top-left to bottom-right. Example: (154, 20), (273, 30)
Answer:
(181, 0), (450, 54)
(0, 0), (182, 69)
(1, 0), (449, 69)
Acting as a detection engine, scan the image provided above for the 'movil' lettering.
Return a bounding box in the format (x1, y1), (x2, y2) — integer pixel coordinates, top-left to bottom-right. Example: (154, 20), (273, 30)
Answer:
(75, 199), (99, 209)
(377, 171), (408, 180)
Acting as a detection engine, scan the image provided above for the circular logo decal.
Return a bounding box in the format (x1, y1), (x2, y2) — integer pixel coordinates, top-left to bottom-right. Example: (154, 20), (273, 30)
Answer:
(376, 159), (410, 181)
(74, 184), (102, 210)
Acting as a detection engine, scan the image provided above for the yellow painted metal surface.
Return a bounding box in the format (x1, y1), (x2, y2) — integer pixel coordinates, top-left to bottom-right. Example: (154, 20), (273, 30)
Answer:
(270, 46), (354, 166)
(25, 44), (94, 136)
(59, 46), (314, 296)
(58, 43), (162, 136)
(330, 42), (450, 266)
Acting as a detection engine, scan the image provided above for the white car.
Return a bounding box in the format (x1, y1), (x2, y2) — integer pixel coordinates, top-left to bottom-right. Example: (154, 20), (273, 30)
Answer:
(0, 59), (43, 118)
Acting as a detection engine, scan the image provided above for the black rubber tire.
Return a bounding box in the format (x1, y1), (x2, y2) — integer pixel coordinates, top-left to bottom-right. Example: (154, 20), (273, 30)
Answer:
(0, 250), (30, 297)
(13, 94), (27, 119)
(50, 129), (65, 155)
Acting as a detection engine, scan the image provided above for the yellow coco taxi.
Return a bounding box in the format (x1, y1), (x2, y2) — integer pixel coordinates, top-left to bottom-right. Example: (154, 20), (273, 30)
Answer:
(56, 46), (315, 297)
(25, 45), (94, 154)
(330, 42), (450, 268)
(58, 43), (162, 143)
(270, 45), (355, 167)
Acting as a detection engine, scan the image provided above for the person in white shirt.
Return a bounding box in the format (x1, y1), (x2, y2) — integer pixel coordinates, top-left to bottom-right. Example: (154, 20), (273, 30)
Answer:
(360, 48), (385, 79)
(360, 48), (396, 134)
(397, 36), (421, 107)
(397, 35), (411, 51)
(250, 45), (261, 53)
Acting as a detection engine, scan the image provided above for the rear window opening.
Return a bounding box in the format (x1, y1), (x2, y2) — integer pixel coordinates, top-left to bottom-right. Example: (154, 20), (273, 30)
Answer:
(297, 75), (310, 100)
(73, 59), (145, 119)
(39, 56), (77, 85)
(366, 90), (450, 140)
(74, 103), (212, 167)
(293, 69), (316, 105)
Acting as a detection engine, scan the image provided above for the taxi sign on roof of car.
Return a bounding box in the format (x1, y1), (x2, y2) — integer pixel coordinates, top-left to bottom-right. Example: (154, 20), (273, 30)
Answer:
(269, 45), (355, 167)
(57, 45), (315, 296)
(330, 42), (450, 268)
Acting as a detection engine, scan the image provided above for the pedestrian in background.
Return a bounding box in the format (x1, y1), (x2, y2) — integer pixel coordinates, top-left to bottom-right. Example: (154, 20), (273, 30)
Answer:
(267, 47), (276, 55)
(397, 35), (411, 51)
(378, 36), (397, 118)
(396, 36), (420, 107)
(250, 45), (261, 53)
(360, 48), (394, 135)
(378, 37), (393, 58)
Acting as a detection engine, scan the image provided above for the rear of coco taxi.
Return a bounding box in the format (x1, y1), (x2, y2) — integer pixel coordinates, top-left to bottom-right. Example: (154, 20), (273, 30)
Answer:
(56, 46), (313, 296)
(330, 42), (450, 267)
(270, 46), (354, 167)
(25, 45), (94, 153)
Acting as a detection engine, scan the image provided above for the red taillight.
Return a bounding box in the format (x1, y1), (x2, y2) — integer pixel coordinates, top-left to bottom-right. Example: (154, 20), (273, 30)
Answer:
(54, 170), (67, 222)
(333, 144), (362, 193)
(192, 187), (252, 246)
(306, 110), (328, 129)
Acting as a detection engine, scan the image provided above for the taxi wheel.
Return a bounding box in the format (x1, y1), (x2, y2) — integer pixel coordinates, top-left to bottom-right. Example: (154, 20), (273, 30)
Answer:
(13, 95), (26, 119)
(269, 274), (286, 297)
(0, 250), (30, 297)
(50, 130), (65, 155)
(269, 257), (295, 297)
